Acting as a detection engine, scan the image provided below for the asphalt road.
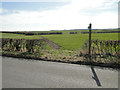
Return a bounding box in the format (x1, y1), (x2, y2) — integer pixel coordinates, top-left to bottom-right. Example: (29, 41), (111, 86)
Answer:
(2, 56), (118, 88)
(0, 56), (2, 89)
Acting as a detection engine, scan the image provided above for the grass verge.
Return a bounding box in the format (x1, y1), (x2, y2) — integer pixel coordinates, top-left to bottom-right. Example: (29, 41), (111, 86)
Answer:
(1, 50), (120, 69)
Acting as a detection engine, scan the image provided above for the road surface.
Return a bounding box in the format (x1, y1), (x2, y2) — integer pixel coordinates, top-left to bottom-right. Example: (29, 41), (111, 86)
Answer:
(2, 56), (118, 88)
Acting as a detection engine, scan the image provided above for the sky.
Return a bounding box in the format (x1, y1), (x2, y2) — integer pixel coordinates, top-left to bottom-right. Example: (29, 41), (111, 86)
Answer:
(0, 0), (119, 31)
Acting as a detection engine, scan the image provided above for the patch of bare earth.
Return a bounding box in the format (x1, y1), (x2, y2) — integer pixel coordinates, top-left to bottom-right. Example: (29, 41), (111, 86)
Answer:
(40, 36), (61, 50)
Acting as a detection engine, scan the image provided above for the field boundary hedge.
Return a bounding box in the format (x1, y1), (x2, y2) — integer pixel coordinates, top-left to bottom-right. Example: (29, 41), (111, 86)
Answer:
(1, 31), (63, 35)
(83, 40), (120, 58)
(0, 38), (46, 53)
(81, 31), (120, 34)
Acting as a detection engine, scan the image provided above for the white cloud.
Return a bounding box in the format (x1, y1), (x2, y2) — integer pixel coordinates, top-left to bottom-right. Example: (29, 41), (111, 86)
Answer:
(0, 0), (119, 31)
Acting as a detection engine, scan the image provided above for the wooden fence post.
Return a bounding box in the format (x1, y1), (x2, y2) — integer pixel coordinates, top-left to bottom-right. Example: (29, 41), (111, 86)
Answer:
(88, 23), (92, 63)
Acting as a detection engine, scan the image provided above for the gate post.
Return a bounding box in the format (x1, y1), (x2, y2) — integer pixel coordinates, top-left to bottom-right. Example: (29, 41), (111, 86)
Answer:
(88, 23), (92, 64)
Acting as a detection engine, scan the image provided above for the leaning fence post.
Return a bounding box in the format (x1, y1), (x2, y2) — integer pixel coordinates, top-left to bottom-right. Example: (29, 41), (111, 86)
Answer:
(88, 23), (92, 64)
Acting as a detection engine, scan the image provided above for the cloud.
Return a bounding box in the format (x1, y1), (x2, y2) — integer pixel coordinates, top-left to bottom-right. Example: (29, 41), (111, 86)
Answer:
(0, 0), (119, 31)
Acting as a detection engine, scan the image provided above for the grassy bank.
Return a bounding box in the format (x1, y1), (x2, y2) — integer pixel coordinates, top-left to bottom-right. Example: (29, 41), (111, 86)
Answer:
(1, 50), (120, 69)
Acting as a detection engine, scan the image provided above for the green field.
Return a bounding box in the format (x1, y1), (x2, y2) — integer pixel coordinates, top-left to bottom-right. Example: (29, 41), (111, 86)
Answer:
(42, 33), (118, 50)
(29, 29), (119, 34)
(1, 30), (119, 50)
(1, 33), (42, 39)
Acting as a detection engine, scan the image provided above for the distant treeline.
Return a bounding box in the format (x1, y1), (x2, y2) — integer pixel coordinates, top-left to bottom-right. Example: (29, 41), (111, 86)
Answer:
(81, 31), (120, 34)
(1, 31), (63, 35)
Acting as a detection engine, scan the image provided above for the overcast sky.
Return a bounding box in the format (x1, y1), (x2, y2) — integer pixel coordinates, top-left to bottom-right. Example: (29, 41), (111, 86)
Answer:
(0, 0), (119, 31)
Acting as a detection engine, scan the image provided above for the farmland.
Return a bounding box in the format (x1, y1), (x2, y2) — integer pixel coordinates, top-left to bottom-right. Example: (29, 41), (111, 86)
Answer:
(2, 33), (42, 39)
(1, 29), (120, 68)
(42, 33), (118, 50)
(1, 30), (118, 50)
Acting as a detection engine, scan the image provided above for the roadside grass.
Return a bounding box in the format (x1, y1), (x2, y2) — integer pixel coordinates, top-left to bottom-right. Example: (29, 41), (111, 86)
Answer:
(2, 49), (119, 68)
